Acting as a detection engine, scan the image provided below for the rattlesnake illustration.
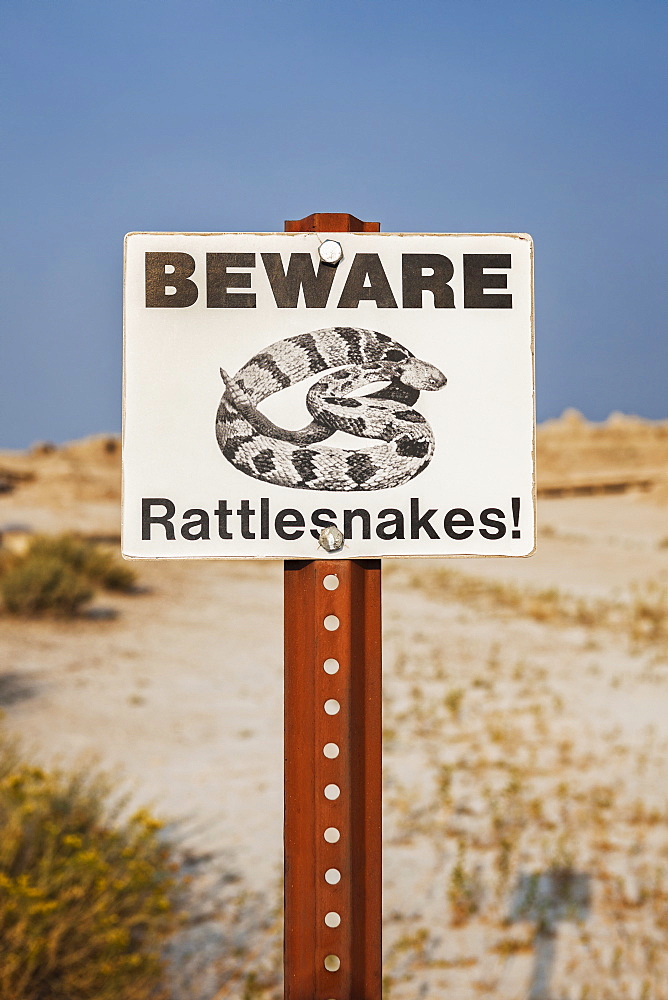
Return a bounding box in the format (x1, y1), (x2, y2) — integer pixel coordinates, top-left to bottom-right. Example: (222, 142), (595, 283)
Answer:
(215, 327), (446, 491)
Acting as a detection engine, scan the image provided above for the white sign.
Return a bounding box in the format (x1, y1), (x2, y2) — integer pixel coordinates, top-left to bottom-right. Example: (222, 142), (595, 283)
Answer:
(123, 232), (534, 559)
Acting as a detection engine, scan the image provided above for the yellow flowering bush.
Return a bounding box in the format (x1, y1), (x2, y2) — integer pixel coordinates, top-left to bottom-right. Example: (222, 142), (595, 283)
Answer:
(0, 740), (178, 999)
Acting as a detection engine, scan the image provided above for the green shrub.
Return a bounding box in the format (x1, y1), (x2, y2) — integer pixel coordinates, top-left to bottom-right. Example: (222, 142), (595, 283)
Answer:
(0, 738), (178, 1000)
(26, 535), (136, 593)
(1, 557), (93, 616)
(0, 534), (137, 616)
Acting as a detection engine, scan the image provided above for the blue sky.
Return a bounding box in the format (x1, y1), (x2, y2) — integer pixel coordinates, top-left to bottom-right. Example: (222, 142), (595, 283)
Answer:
(1, 0), (666, 448)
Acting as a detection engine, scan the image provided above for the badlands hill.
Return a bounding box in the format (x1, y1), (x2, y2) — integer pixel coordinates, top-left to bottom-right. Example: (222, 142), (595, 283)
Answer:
(538, 409), (668, 500)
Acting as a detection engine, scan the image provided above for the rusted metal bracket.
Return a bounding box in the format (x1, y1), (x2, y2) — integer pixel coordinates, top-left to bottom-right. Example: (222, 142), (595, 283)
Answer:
(283, 212), (382, 1000)
(285, 212), (380, 233)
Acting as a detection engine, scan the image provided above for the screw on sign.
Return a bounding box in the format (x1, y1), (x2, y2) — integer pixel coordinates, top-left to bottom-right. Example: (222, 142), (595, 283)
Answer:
(284, 214), (383, 1000)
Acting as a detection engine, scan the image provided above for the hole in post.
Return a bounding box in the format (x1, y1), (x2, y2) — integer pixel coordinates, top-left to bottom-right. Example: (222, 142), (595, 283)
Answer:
(325, 868), (341, 884)
(324, 658), (339, 674)
(324, 783), (340, 800)
(324, 615), (339, 631)
(323, 743), (339, 758)
(324, 954), (341, 972)
(323, 574), (339, 591)
(325, 911), (341, 927)
(324, 699), (340, 715)
(324, 827), (340, 843)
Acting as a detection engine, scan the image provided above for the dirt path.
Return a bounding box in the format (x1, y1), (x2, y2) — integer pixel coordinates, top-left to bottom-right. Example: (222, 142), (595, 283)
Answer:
(1, 490), (668, 997)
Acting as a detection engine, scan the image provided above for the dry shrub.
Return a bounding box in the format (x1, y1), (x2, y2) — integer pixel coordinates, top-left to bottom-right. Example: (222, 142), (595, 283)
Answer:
(0, 736), (177, 1000)
(448, 843), (482, 926)
(628, 582), (668, 645)
(0, 534), (136, 616)
(391, 564), (668, 652)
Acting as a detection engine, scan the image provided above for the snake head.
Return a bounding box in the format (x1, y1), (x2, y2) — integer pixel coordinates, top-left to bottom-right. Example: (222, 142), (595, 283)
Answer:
(397, 357), (447, 391)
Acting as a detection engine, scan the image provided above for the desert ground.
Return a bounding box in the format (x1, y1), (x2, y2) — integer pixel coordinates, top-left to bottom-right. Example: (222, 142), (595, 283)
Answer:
(1, 411), (667, 999)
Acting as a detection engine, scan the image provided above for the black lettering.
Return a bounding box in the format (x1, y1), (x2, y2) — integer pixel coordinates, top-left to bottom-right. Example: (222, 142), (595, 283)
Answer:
(261, 497), (270, 539)
(343, 508), (371, 539)
(145, 252), (198, 308)
(402, 254), (455, 308)
(275, 508), (305, 540)
(479, 507), (507, 540)
(463, 254), (512, 308)
(310, 508), (337, 540)
(214, 500), (233, 540)
(237, 499), (256, 539)
(410, 498), (439, 539)
(337, 253), (398, 309)
(443, 508), (474, 540)
(207, 253), (256, 308)
(181, 508), (210, 540)
(141, 498), (175, 540)
(376, 508), (405, 540)
(262, 253), (336, 308)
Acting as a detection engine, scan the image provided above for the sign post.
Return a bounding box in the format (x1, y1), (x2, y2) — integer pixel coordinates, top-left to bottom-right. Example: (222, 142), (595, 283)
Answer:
(283, 213), (383, 1000)
(122, 215), (535, 1000)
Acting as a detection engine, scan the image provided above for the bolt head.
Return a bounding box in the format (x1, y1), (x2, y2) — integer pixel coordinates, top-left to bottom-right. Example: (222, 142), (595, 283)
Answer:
(318, 239), (343, 266)
(319, 526), (344, 552)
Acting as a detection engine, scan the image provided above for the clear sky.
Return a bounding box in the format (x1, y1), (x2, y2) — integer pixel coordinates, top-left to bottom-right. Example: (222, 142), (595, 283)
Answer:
(1, 0), (666, 448)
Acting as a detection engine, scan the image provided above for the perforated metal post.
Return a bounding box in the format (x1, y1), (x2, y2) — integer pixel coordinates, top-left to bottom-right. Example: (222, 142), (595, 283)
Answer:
(284, 213), (383, 1000)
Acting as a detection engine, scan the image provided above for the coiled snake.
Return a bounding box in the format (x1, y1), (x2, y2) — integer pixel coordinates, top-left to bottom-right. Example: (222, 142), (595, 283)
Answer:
(215, 327), (446, 491)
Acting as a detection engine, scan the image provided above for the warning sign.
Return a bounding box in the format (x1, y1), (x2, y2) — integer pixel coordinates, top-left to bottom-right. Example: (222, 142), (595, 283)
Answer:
(123, 232), (535, 558)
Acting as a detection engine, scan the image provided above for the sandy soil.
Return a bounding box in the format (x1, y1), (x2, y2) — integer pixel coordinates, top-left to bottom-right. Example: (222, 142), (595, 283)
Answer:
(1, 416), (667, 998)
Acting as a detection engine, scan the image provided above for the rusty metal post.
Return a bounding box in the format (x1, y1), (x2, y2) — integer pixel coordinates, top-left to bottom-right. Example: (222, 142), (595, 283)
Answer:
(284, 213), (382, 1000)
